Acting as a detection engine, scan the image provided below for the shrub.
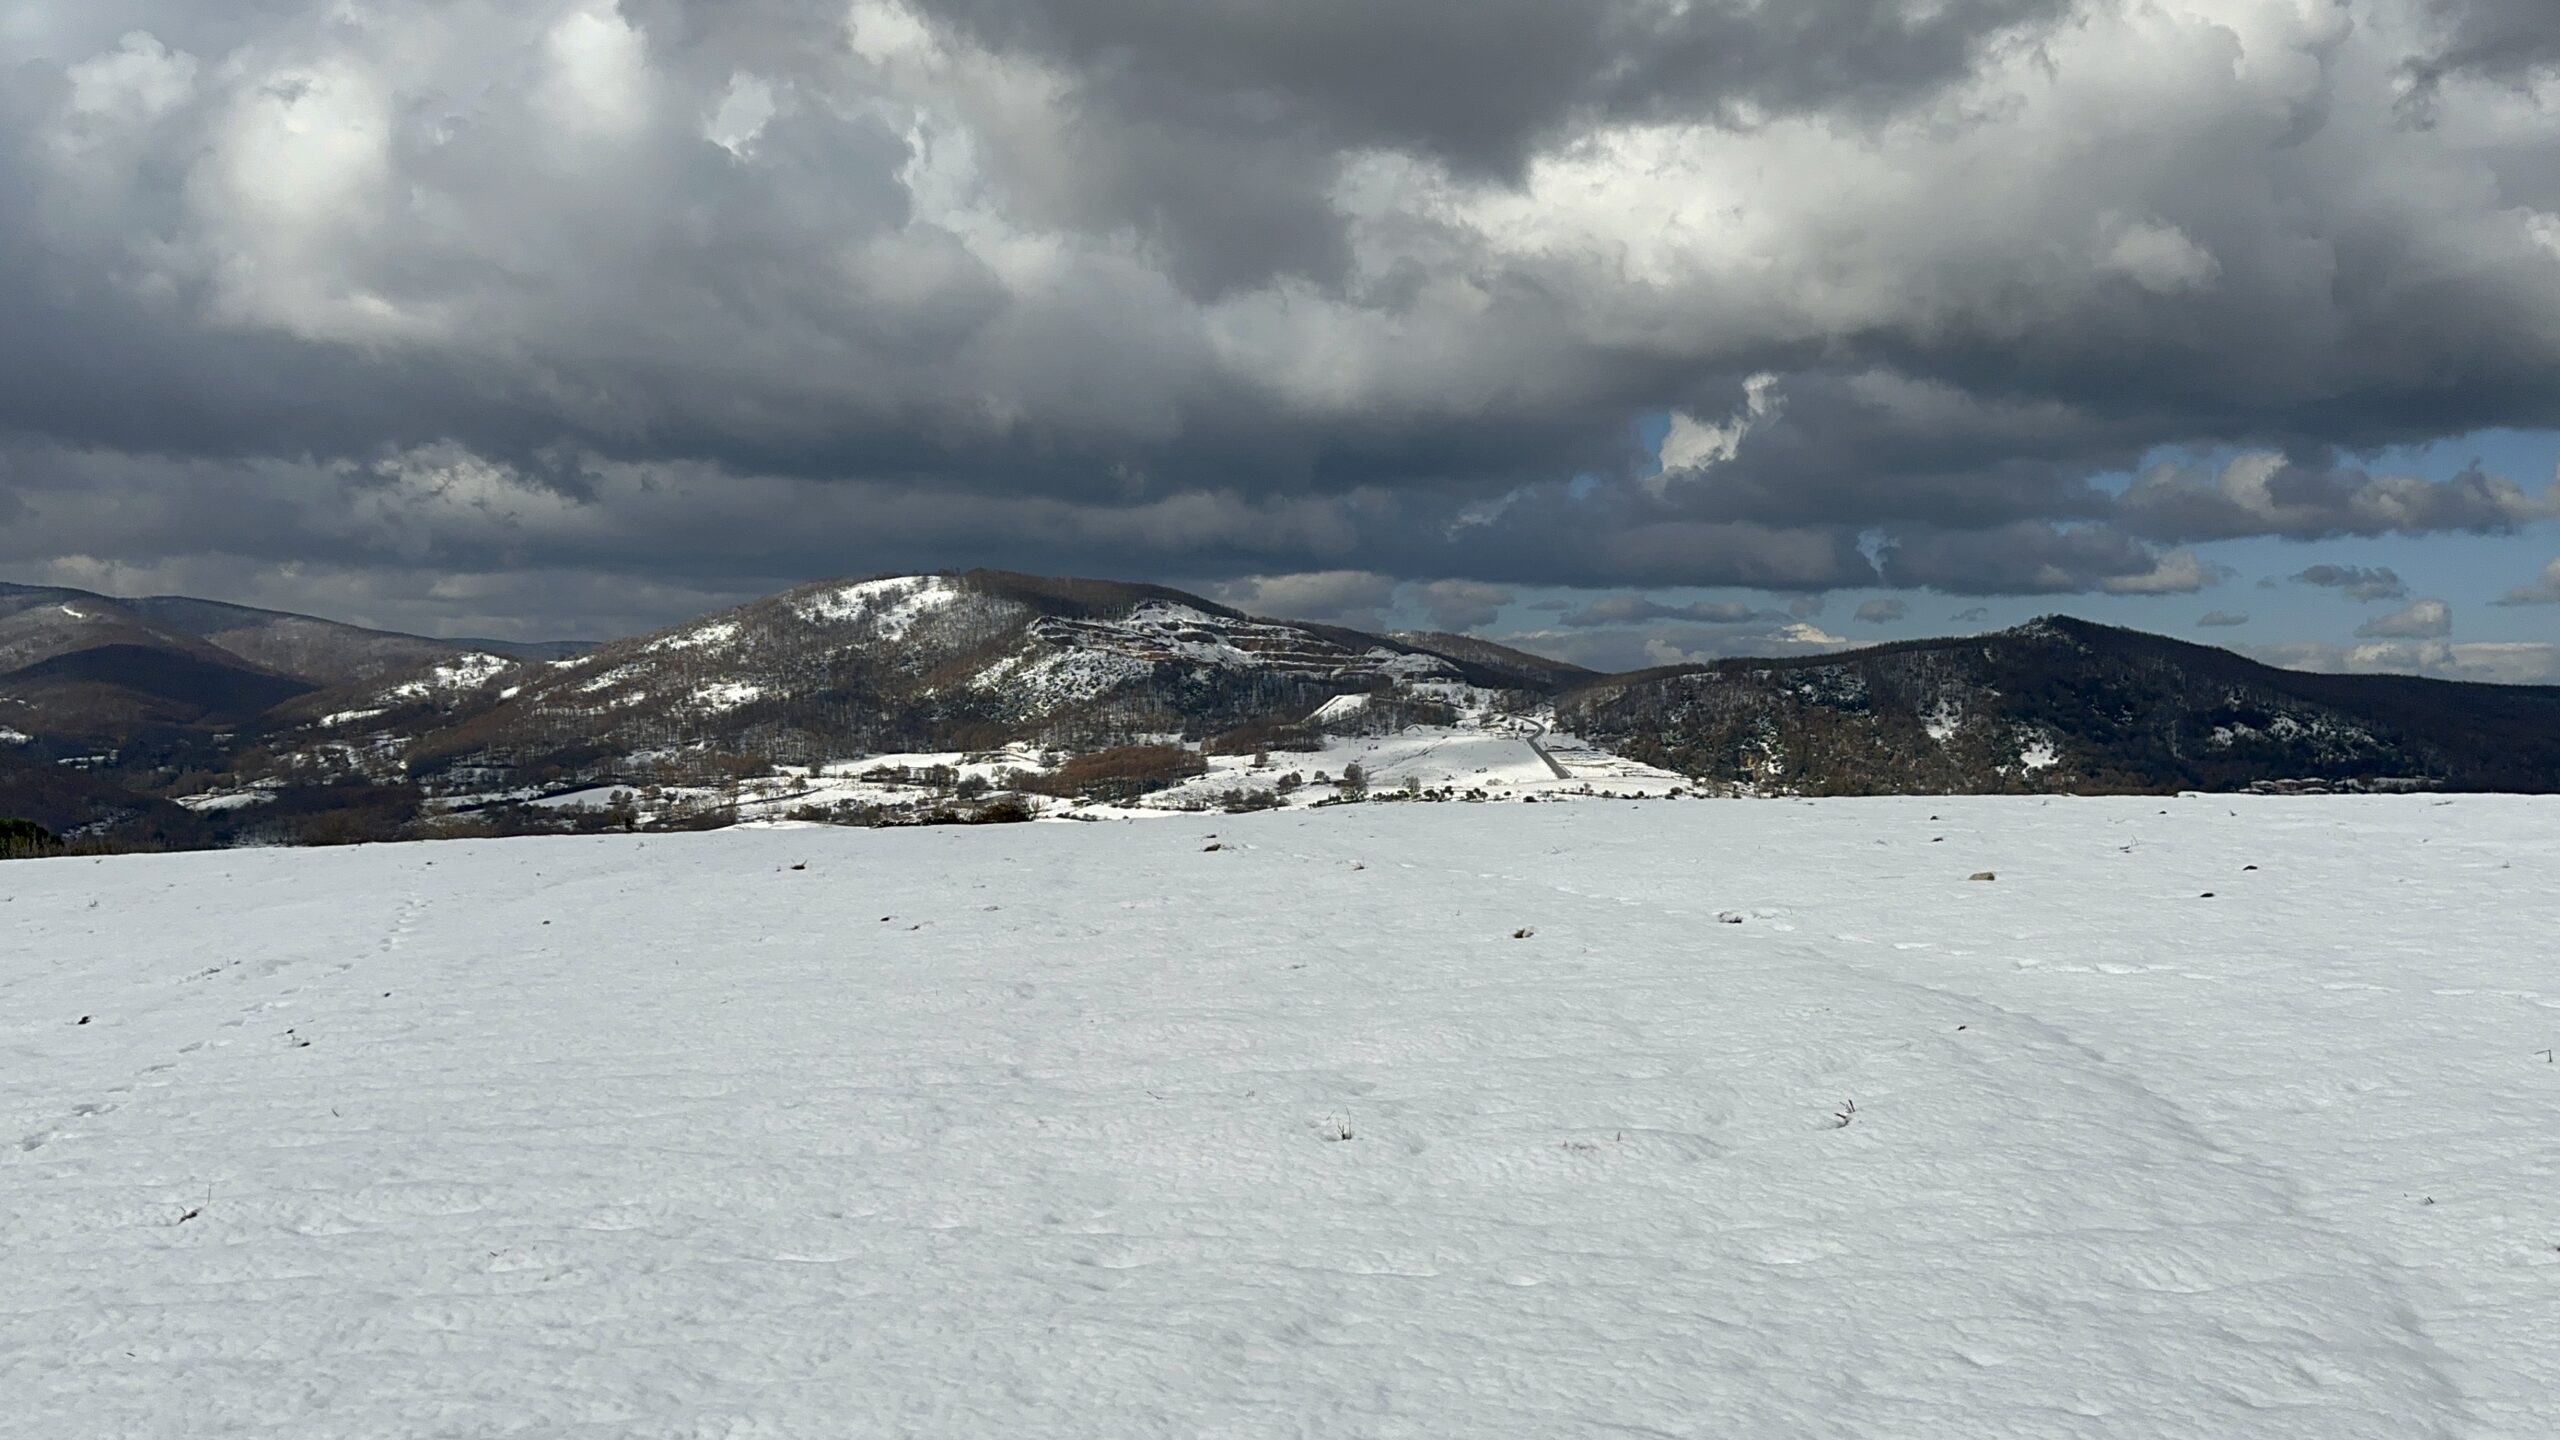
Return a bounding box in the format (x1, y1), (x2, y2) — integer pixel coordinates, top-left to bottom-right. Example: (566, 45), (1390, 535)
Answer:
(1017, 746), (1207, 802)
(1202, 720), (1324, 757)
(1, 817), (62, 861)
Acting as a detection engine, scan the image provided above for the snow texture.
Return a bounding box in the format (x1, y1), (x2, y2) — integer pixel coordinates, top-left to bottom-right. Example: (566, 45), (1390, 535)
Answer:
(383, 653), (515, 701)
(688, 681), (763, 713)
(969, 648), (1155, 708)
(1310, 692), (1372, 724)
(170, 790), (277, 814)
(5, 798), (2556, 1437)
(647, 621), (740, 653)
(789, 576), (958, 636)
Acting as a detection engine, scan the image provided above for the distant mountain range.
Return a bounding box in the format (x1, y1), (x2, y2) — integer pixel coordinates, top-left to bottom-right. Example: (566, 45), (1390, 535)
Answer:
(0, 581), (586, 735)
(6, 570), (2558, 851)
(1561, 616), (2560, 796)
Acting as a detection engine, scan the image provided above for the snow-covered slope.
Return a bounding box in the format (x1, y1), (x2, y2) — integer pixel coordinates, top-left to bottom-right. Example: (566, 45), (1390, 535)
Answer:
(332, 570), (1504, 789)
(6, 797), (2555, 1436)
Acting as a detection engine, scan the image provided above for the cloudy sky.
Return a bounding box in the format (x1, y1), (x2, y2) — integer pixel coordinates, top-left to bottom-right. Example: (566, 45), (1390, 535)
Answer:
(5, 0), (2560, 677)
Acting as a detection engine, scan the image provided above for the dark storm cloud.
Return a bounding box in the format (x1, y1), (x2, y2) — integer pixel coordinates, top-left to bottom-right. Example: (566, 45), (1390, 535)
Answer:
(1493, 617), (1850, 674)
(1557, 596), (1779, 629)
(1204, 571), (1399, 630)
(1878, 524), (2166, 596)
(2290, 564), (2411, 602)
(2412, 0), (2560, 88)
(1410, 580), (1514, 632)
(3, 0), (2559, 637)
(913, 0), (2068, 175)
(1653, 370), (2124, 531)
(2120, 459), (2557, 543)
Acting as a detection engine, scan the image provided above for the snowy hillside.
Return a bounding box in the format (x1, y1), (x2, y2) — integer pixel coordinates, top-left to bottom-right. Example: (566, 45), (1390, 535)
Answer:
(518, 715), (1689, 827)
(7, 798), (2556, 1436)
(268, 570), (1559, 800)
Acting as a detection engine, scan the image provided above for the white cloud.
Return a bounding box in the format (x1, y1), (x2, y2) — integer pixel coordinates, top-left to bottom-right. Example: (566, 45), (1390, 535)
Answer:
(2100, 549), (2230, 595)
(539, 3), (653, 141)
(705, 74), (778, 156)
(2099, 215), (2221, 294)
(62, 30), (195, 125)
(1652, 374), (1782, 495)
(1208, 571), (1399, 630)
(1408, 579), (1513, 632)
(2494, 557), (2560, 606)
(2255, 639), (2560, 685)
(2355, 598), (2452, 639)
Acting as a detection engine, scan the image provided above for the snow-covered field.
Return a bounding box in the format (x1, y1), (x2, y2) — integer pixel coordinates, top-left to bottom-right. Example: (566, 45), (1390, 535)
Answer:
(5, 797), (2556, 1437)
(522, 723), (1686, 826)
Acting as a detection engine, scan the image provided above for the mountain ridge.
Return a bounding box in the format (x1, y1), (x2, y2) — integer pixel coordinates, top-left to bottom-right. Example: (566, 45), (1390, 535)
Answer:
(10, 569), (2560, 851)
(1560, 615), (2560, 795)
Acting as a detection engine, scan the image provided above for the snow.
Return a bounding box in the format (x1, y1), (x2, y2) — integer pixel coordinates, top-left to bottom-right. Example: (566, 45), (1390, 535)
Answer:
(1120, 602), (1262, 665)
(0, 727), (28, 745)
(1111, 726), (1687, 813)
(647, 620), (740, 653)
(1309, 692), (1370, 724)
(318, 708), (385, 728)
(170, 789), (277, 813)
(522, 748), (1071, 825)
(969, 647), (1154, 708)
(790, 575), (958, 637)
(366, 653), (517, 706)
(526, 785), (634, 811)
(1365, 647), (1456, 679)
(7, 797), (2557, 1437)
(1029, 605), (1433, 685)
(820, 747), (1049, 780)
(689, 680), (762, 712)
(1924, 700), (1961, 743)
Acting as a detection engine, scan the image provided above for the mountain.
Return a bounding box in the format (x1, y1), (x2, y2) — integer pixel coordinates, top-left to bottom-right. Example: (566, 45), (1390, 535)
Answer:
(111, 593), (588, 680)
(1392, 631), (1598, 690)
(0, 581), (589, 742)
(283, 570), (1552, 790)
(0, 585), (315, 736)
(1559, 616), (2560, 794)
(15, 571), (2560, 853)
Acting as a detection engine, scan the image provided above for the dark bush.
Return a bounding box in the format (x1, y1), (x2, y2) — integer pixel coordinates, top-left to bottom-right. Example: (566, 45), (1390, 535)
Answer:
(1, 816), (62, 860)
(1018, 745), (1207, 803)
(1203, 720), (1324, 757)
